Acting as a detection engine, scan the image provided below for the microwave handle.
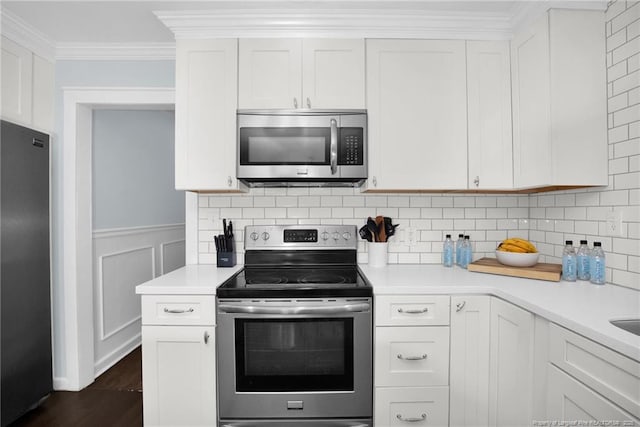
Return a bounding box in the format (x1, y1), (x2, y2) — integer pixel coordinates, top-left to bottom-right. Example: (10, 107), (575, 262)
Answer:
(330, 118), (338, 175)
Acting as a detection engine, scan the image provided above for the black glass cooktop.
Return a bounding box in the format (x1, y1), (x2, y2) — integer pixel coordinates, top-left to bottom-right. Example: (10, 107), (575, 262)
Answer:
(217, 266), (372, 298)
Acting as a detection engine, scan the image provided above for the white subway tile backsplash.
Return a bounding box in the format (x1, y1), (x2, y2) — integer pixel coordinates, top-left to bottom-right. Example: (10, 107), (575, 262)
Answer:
(388, 196), (410, 207)
(276, 196), (297, 207)
(242, 207), (264, 218)
(321, 196), (342, 207)
(410, 196), (431, 207)
(253, 196), (276, 207)
(432, 196), (454, 207)
(612, 1), (640, 33)
(365, 196), (387, 207)
(564, 207), (587, 220)
(297, 196), (320, 207)
(610, 157), (630, 174)
(421, 208), (444, 218)
(232, 196), (253, 208)
(607, 27), (628, 53)
(629, 52), (640, 73)
(609, 124), (629, 143)
(614, 171), (640, 189)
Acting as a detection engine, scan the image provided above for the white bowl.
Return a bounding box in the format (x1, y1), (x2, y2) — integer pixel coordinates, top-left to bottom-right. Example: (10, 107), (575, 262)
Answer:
(495, 250), (540, 267)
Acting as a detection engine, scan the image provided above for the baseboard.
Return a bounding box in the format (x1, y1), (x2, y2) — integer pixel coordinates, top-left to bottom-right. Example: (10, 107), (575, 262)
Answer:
(93, 333), (142, 378)
(53, 376), (72, 391)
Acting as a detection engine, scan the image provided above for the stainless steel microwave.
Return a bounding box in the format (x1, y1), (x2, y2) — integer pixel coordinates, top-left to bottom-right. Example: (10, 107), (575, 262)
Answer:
(237, 110), (367, 186)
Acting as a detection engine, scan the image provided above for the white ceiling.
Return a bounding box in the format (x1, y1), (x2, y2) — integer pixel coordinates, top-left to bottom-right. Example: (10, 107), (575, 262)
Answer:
(0, 0), (607, 59)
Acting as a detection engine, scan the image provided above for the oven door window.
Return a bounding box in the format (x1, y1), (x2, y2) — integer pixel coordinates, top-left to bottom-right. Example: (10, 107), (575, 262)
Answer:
(235, 318), (354, 392)
(239, 127), (331, 165)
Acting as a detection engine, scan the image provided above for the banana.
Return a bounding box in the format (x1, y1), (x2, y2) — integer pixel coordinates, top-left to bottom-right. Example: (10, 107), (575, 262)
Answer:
(497, 238), (537, 253)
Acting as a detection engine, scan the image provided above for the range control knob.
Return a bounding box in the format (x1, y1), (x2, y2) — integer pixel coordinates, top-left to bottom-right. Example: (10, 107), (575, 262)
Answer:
(261, 232), (270, 241)
(320, 231), (330, 241)
(332, 232), (340, 241)
(250, 232), (259, 241)
(342, 232), (352, 240)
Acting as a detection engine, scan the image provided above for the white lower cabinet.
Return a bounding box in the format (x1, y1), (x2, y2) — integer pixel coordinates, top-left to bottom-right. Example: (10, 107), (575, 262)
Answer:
(547, 324), (640, 423)
(141, 296), (216, 427)
(449, 296), (491, 427)
(546, 364), (638, 425)
(374, 295), (451, 426)
(375, 387), (450, 426)
(488, 298), (534, 427)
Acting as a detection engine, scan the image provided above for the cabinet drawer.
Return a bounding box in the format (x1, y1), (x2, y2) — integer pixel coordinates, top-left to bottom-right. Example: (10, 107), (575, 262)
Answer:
(375, 386), (449, 426)
(375, 295), (450, 326)
(549, 323), (640, 419)
(375, 326), (449, 387)
(141, 295), (216, 326)
(547, 364), (638, 425)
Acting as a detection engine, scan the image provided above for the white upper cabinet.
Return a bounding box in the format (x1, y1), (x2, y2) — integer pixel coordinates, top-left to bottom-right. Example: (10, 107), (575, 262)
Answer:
(1, 37), (33, 126)
(365, 39), (468, 191)
(467, 41), (513, 190)
(511, 9), (607, 189)
(175, 39), (241, 191)
(1, 37), (54, 132)
(239, 39), (365, 109)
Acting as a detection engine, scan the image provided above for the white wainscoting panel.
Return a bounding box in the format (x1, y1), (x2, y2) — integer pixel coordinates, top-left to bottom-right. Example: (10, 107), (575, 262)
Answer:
(92, 224), (185, 377)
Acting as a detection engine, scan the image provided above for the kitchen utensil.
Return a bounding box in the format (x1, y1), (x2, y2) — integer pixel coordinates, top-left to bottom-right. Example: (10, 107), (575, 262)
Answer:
(367, 217), (379, 242)
(375, 216), (386, 242)
(383, 217), (399, 237)
(359, 225), (372, 242)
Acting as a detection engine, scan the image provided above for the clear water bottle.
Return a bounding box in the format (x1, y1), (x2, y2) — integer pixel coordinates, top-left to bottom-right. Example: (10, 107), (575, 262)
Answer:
(455, 234), (464, 266)
(576, 240), (590, 281)
(590, 242), (606, 285)
(562, 240), (577, 282)
(442, 234), (454, 267)
(464, 235), (473, 268)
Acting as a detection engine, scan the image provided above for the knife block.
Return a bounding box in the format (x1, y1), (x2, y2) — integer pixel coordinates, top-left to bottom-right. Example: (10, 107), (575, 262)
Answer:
(217, 251), (237, 267)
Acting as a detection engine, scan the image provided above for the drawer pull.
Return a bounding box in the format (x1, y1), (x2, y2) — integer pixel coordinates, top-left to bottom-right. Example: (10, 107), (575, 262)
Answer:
(396, 413), (426, 422)
(164, 307), (194, 314)
(397, 353), (428, 361)
(455, 301), (466, 312)
(204, 331), (210, 344)
(397, 307), (428, 314)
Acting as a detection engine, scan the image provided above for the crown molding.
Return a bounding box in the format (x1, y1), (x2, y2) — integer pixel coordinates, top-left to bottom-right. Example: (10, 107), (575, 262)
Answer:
(56, 43), (176, 61)
(1, 9), (56, 61)
(155, 9), (515, 40)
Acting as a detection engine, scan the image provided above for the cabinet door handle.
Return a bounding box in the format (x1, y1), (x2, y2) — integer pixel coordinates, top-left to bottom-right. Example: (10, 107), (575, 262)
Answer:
(163, 308), (194, 314)
(306, 97), (311, 108)
(372, 176), (377, 187)
(456, 301), (466, 312)
(204, 331), (210, 344)
(397, 353), (427, 361)
(474, 176), (480, 187)
(227, 176), (233, 187)
(397, 307), (428, 314)
(293, 97), (298, 108)
(396, 413), (426, 422)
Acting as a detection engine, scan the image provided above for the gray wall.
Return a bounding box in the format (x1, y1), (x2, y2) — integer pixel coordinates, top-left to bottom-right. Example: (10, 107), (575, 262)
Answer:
(92, 109), (183, 229)
(53, 59), (175, 380)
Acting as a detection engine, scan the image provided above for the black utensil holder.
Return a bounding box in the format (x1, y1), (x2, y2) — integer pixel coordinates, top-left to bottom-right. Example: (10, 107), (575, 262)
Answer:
(217, 251), (237, 267)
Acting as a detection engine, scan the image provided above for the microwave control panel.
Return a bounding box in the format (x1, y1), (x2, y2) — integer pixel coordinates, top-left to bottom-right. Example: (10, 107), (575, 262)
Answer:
(338, 128), (364, 165)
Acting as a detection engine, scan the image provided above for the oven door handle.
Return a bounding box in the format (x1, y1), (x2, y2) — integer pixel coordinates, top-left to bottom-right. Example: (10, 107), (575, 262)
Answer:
(217, 302), (370, 315)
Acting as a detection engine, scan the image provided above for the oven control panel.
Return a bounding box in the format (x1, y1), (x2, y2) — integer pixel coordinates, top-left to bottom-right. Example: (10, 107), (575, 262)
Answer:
(245, 225), (357, 249)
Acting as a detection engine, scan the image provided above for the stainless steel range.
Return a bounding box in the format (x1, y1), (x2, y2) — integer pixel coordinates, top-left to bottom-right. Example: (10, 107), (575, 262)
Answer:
(217, 225), (373, 427)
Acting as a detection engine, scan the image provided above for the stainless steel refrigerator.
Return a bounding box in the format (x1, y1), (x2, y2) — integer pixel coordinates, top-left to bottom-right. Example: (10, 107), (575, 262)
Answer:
(1, 120), (52, 426)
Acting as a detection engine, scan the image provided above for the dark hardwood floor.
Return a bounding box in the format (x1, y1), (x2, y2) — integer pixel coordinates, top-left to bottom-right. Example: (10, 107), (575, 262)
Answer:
(10, 347), (142, 427)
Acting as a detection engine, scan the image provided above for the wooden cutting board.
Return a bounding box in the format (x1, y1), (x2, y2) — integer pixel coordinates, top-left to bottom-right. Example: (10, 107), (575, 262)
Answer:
(468, 257), (562, 282)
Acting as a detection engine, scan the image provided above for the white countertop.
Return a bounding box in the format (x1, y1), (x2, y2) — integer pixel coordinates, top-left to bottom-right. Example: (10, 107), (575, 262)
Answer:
(136, 264), (242, 295)
(135, 263), (640, 362)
